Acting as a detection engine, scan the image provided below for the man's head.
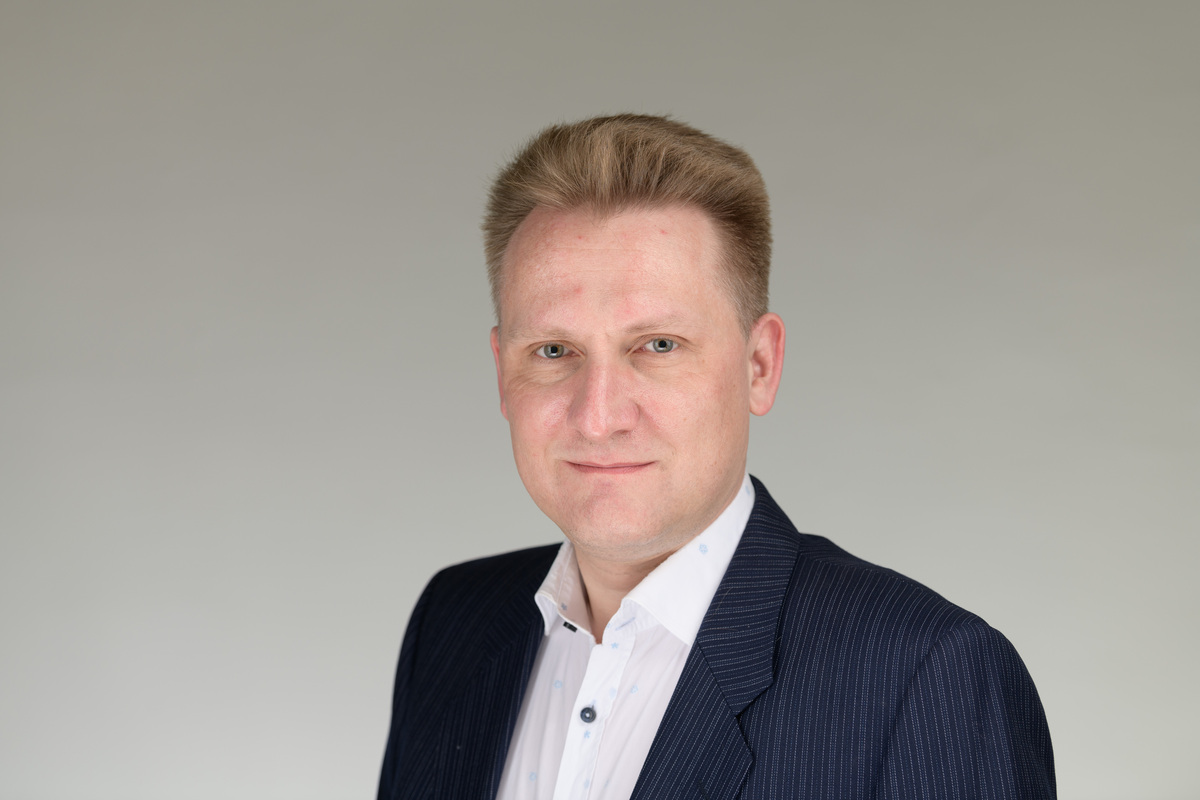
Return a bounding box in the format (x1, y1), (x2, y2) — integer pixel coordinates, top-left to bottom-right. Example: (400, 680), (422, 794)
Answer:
(483, 114), (771, 334)
(486, 115), (785, 571)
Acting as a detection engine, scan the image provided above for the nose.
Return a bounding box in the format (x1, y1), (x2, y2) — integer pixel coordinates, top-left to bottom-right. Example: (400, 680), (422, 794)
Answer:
(568, 357), (639, 441)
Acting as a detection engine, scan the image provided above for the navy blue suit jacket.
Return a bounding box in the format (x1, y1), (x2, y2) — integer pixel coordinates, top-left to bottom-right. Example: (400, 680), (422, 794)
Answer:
(378, 479), (1055, 798)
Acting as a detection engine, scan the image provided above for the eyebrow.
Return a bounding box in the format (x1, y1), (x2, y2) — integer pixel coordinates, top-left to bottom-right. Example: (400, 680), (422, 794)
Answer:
(502, 316), (693, 343)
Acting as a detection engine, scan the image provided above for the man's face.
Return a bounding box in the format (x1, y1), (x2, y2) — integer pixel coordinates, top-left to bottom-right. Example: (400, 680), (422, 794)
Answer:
(491, 205), (784, 566)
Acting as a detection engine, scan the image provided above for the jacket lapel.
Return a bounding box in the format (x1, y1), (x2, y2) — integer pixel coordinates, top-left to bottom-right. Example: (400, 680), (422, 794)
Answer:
(631, 478), (801, 800)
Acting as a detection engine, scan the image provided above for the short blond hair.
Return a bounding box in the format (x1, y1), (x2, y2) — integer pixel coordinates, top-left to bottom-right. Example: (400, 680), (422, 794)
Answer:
(483, 114), (771, 332)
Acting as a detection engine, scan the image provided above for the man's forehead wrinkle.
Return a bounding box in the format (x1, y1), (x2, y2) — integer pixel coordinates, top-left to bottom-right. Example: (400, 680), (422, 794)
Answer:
(510, 240), (707, 292)
(504, 311), (695, 342)
(501, 273), (700, 344)
(505, 249), (668, 304)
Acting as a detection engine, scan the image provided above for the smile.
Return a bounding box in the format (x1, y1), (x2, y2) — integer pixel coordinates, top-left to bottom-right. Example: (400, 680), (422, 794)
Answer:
(567, 461), (653, 474)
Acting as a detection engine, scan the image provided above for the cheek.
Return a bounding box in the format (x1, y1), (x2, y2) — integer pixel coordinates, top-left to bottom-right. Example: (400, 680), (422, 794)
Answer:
(506, 386), (571, 447)
(677, 363), (750, 443)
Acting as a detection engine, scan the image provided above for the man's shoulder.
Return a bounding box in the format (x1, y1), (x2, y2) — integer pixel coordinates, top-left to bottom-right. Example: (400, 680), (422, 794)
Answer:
(398, 545), (559, 688)
(721, 482), (1052, 798)
(431, 543), (561, 586)
(748, 478), (997, 654)
(412, 543), (560, 625)
(785, 532), (990, 651)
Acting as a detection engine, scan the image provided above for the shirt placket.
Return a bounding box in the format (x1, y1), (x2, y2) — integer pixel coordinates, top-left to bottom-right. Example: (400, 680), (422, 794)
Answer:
(552, 613), (639, 799)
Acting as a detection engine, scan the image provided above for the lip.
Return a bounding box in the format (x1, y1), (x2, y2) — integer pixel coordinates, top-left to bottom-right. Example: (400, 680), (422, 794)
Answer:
(567, 461), (653, 475)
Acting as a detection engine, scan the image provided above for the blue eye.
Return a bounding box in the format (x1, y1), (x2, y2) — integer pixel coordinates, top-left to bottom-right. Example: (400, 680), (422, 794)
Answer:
(538, 343), (567, 359)
(645, 338), (677, 353)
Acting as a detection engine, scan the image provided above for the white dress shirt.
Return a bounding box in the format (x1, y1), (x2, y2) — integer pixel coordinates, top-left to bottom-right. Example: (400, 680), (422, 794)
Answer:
(497, 475), (755, 800)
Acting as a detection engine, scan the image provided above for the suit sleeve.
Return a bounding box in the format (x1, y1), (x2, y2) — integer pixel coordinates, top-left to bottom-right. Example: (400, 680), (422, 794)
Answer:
(376, 573), (439, 800)
(873, 619), (1056, 799)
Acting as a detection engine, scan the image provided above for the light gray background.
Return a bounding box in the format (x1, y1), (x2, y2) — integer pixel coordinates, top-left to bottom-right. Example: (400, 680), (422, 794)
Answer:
(2, 2), (1196, 798)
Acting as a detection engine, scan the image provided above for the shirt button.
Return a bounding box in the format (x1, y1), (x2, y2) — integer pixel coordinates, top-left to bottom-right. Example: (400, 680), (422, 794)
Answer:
(579, 705), (597, 723)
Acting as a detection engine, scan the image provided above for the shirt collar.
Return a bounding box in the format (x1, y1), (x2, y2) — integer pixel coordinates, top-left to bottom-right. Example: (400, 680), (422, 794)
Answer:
(533, 538), (592, 635)
(533, 473), (756, 646)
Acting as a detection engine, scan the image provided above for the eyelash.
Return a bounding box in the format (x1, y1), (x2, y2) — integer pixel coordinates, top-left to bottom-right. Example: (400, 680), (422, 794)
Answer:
(534, 338), (678, 360)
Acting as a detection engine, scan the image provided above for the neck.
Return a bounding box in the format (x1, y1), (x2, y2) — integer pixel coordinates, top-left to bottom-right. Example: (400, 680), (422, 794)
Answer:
(575, 550), (670, 641)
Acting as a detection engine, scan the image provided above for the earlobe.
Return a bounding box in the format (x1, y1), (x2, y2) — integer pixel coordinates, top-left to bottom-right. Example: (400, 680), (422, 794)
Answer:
(747, 313), (785, 416)
(490, 326), (508, 420)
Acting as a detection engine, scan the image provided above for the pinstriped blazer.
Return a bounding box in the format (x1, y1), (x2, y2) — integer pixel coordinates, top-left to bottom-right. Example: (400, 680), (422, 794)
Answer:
(378, 478), (1055, 799)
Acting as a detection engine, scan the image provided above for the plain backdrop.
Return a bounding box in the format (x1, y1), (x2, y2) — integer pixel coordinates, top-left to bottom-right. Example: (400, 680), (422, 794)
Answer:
(1, 2), (1196, 798)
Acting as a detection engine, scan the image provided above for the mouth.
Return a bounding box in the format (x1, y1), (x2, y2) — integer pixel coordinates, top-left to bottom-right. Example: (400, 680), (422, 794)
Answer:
(567, 461), (653, 475)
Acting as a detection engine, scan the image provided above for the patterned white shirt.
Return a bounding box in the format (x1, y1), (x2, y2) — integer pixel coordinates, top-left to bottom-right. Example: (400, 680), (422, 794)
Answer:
(497, 474), (755, 800)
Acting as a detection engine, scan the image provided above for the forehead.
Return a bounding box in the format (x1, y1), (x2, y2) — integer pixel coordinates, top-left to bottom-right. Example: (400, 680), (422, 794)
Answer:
(498, 205), (733, 327)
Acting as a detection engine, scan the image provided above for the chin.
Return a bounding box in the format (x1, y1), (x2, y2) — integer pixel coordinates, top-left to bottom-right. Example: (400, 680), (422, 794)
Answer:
(559, 510), (686, 560)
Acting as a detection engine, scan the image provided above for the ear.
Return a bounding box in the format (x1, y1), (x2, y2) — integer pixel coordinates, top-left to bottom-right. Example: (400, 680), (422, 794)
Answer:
(490, 326), (508, 420)
(747, 312), (785, 416)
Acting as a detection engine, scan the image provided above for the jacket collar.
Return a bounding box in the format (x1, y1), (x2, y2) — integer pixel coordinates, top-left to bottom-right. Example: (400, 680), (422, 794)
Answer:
(693, 476), (801, 710)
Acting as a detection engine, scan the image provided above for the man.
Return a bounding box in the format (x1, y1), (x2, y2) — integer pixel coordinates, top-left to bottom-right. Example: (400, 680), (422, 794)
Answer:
(378, 114), (1055, 799)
